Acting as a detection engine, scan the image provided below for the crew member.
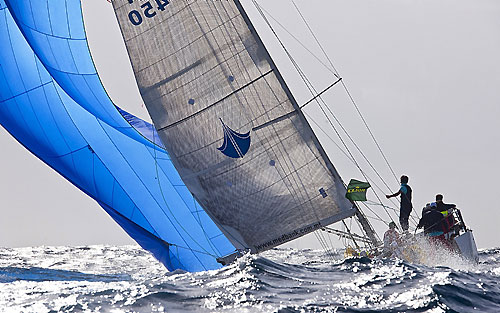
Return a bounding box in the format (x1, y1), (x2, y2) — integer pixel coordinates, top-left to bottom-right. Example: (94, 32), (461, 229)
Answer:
(416, 204), (457, 250)
(383, 221), (401, 257)
(386, 175), (413, 232)
(435, 194), (456, 212)
(434, 194), (457, 238)
(384, 222), (400, 247)
(417, 206), (444, 235)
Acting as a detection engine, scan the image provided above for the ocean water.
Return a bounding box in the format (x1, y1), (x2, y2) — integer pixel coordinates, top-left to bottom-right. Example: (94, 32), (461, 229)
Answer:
(0, 245), (499, 313)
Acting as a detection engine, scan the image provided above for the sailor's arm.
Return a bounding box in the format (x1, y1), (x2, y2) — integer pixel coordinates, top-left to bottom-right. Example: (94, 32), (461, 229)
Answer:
(444, 203), (456, 210)
(386, 190), (401, 199)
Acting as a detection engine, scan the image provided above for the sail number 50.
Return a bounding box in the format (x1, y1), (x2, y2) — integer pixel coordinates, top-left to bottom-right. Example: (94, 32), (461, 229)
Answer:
(128, 0), (170, 26)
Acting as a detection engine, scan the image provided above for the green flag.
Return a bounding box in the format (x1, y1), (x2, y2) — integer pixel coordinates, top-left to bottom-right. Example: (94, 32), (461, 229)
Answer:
(345, 179), (371, 201)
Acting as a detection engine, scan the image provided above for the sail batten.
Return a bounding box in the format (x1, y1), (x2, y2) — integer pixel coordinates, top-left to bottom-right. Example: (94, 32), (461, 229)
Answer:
(158, 69), (274, 132)
(112, 0), (356, 252)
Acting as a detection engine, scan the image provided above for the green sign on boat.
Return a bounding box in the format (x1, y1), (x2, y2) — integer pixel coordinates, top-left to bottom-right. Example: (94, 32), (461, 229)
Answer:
(345, 179), (371, 201)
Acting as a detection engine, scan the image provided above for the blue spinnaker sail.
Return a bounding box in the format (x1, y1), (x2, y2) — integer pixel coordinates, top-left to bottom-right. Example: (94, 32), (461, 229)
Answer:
(0, 0), (235, 272)
(5, 0), (158, 149)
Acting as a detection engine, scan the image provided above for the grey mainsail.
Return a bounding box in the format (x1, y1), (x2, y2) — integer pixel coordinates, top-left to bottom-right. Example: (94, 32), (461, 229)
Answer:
(111, 0), (357, 252)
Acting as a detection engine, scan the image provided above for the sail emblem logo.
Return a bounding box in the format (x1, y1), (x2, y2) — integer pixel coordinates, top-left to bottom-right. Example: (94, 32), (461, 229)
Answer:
(217, 119), (251, 158)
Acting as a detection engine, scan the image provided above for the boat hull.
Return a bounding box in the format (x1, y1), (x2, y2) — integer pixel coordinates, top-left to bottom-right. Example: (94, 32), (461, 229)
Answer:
(454, 230), (479, 263)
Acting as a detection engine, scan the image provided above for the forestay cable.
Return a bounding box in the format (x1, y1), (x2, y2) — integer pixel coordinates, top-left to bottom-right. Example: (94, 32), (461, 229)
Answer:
(254, 0), (419, 229)
(251, 1), (395, 228)
(290, 0), (420, 226)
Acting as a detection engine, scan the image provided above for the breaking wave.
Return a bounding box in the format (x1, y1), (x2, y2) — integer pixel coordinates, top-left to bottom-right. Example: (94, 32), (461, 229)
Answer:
(0, 245), (498, 312)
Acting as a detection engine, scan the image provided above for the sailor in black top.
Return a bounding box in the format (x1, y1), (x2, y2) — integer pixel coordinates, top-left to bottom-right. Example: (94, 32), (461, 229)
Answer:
(386, 175), (413, 232)
(435, 194), (456, 212)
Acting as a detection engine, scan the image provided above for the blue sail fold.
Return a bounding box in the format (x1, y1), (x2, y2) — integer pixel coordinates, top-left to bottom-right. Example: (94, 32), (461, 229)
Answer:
(0, 0), (235, 272)
(4, 0), (159, 150)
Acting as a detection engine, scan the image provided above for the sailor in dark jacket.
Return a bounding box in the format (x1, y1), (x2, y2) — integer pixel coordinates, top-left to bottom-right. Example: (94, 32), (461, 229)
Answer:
(417, 207), (445, 235)
(435, 194), (456, 211)
(434, 194), (457, 236)
(386, 175), (413, 232)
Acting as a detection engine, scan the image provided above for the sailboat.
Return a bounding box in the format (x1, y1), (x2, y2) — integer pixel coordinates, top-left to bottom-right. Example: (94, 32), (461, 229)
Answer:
(0, 0), (477, 271)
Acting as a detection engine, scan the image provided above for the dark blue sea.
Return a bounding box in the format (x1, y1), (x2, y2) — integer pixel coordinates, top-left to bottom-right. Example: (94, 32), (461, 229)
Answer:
(0, 245), (498, 312)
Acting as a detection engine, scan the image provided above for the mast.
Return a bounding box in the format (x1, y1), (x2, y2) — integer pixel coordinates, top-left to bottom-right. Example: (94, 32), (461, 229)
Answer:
(233, 0), (380, 247)
(354, 208), (380, 247)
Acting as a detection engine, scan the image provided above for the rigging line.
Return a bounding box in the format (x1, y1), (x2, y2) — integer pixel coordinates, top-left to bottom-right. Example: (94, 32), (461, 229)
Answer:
(340, 80), (398, 183)
(359, 202), (391, 225)
(292, 47), (395, 225)
(251, 13), (338, 261)
(306, 111), (407, 228)
(213, 2), (337, 258)
(342, 220), (360, 250)
(299, 77), (342, 109)
(326, 228), (337, 256)
(292, 48), (391, 242)
(365, 200), (400, 215)
(302, 83), (402, 224)
(350, 216), (371, 250)
(253, 3), (338, 78)
(324, 227), (373, 244)
(305, 111), (395, 205)
(360, 213), (392, 225)
(249, 1), (340, 260)
(290, 0), (339, 77)
(195, 4), (330, 255)
(252, 1), (396, 253)
(253, 0), (392, 250)
(255, 3), (351, 167)
(296, 14), (416, 228)
(251, 1), (394, 226)
(346, 217), (367, 249)
(347, 217), (358, 246)
(319, 99), (396, 222)
(318, 91), (393, 192)
(258, 1), (411, 224)
(349, 216), (371, 250)
(290, 0), (399, 184)
(363, 193), (417, 229)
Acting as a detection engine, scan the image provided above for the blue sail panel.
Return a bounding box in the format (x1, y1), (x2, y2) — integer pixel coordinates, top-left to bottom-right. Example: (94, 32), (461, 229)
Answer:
(66, 0), (85, 39)
(99, 202), (174, 270)
(117, 107), (164, 148)
(4, 0), (158, 149)
(47, 1), (71, 38)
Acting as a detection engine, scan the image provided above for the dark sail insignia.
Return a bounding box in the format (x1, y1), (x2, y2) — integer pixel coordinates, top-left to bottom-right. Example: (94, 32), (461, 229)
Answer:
(217, 119), (251, 158)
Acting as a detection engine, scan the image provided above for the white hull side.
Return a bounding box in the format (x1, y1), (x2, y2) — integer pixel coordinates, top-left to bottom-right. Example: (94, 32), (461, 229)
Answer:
(454, 231), (479, 263)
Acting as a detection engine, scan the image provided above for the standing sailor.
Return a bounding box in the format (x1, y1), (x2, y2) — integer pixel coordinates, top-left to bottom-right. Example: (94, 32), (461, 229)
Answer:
(386, 175), (413, 232)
